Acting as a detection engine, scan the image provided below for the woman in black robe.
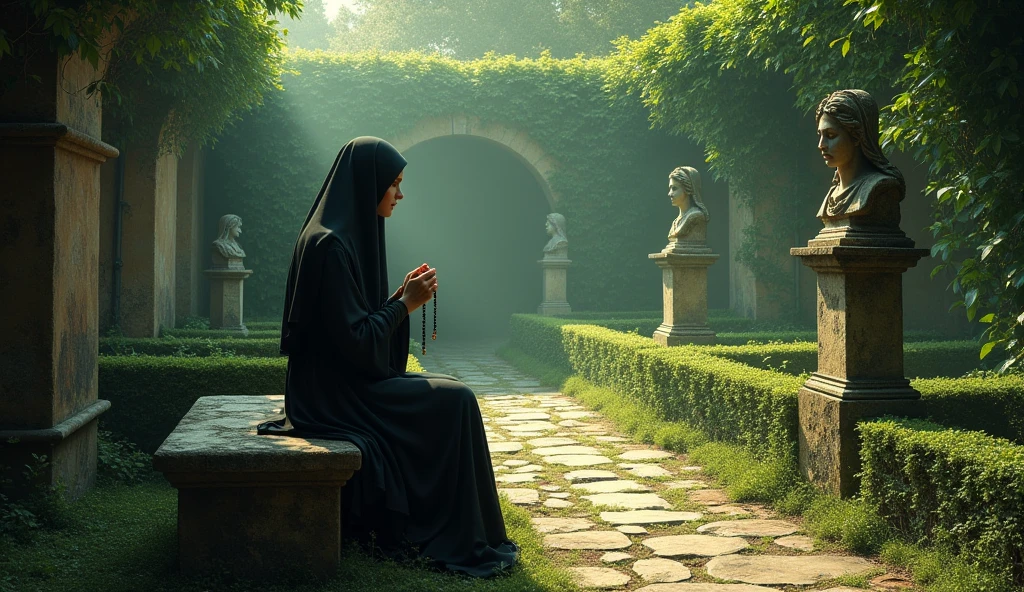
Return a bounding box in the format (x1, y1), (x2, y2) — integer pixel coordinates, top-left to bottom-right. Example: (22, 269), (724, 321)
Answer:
(258, 136), (518, 577)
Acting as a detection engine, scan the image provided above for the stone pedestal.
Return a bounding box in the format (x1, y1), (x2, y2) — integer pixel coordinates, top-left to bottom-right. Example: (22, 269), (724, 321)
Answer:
(649, 247), (719, 346)
(204, 258), (252, 333)
(154, 396), (361, 578)
(0, 39), (117, 500)
(538, 257), (572, 316)
(791, 241), (928, 496)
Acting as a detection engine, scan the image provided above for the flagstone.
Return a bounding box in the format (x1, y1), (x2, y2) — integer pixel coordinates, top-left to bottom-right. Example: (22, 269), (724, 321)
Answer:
(530, 517), (594, 533)
(633, 584), (778, 591)
(505, 421), (558, 432)
(498, 488), (539, 505)
(545, 530), (632, 550)
(489, 442), (524, 453)
(495, 473), (539, 483)
(599, 510), (703, 525)
(513, 464), (545, 473)
(533, 445), (603, 456)
(688, 489), (730, 505)
(619, 450), (674, 461)
(616, 525), (647, 535)
(528, 437), (578, 447)
(620, 463), (672, 478)
(503, 459), (530, 467)
(704, 555), (875, 586)
(516, 432), (544, 437)
(558, 411), (595, 419)
(601, 552), (633, 564)
(544, 498), (574, 508)
(664, 480), (705, 490)
(704, 506), (749, 516)
(549, 492), (571, 499)
(679, 466), (702, 472)
(569, 567), (631, 589)
(558, 419), (589, 427)
(774, 535), (814, 551)
(545, 455), (614, 467)
(565, 469), (619, 482)
(697, 519), (799, 537)
(643, 535), (749, 557)
(571, 480), (652, 494)
(583, 493), (672, 510)
(596, 436), (629, 442)
(632, 558), (692, 583)
(502, 412), (551, 421)
(539, 484), (561, 491)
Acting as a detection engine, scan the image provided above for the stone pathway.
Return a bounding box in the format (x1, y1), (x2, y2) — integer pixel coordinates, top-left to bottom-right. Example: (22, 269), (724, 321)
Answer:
(420, 342), (913, 591)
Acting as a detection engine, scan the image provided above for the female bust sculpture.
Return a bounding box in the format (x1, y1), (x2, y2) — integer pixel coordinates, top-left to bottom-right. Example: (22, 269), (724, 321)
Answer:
(667, 166), (709, 244)
(543, 213), (569, 259)
(212, 214), (246, 260)
(815, 89), (905, 229)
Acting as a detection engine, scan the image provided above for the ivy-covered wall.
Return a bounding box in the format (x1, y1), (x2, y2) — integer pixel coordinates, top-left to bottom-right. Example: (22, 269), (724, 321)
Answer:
(205, 51), (731, 322)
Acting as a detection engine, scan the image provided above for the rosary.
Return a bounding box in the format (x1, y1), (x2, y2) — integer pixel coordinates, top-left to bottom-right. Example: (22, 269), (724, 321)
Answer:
(421, 290), (436, 355)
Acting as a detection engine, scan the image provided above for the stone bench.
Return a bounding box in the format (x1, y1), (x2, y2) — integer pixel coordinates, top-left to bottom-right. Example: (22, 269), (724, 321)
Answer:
(153, 395), (361, 577)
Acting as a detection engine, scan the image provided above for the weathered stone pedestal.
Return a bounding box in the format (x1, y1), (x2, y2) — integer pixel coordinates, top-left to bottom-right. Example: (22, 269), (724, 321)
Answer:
(649, 246), (719, 346)
(791, 238), (928, 496)
(538, 257), (572, 316)
(153, 395), (361, 578)
(204, 256), (252, 333)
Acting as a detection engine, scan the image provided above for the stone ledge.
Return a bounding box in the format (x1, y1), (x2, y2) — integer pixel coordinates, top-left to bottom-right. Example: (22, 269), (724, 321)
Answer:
(0, 122), (119, 162)
(0, 400), (110, 444)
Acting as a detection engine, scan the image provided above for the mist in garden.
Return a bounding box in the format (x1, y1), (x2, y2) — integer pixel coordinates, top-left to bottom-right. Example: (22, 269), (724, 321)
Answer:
(3, 0), (1022, 590)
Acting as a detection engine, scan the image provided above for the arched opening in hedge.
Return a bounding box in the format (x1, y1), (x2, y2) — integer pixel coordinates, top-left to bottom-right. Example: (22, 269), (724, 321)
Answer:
(386, 135), (551, 340)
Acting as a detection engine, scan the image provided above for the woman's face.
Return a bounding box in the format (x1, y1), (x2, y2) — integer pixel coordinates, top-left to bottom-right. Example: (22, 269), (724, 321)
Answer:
(668, 177), (687, 208)
(377, 170), (404, 218)
(817, 114), (857, 172)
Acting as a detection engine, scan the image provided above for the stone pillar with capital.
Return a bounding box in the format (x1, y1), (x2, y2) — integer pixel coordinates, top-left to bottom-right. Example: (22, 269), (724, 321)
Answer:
(204, 214), (253, 334)
(650, 166), (718, 345)
(538, 213), (572, 316)
(791, 89), (929, 496)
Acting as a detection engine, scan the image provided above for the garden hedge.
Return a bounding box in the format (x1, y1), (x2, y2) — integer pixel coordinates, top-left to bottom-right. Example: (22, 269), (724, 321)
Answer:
(860, 418), (1024, 586)
(100, 337), (281, 358)
(99, 354), (424, 452)
(161, 328), (280, 340)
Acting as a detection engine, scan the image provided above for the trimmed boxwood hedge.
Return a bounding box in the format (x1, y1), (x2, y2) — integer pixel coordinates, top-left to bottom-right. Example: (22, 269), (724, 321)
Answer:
(701, 340), (984, 379)
(916, 375), (1024, 443)
(860, 418), (1024, 586)
(161, 328), (280, 339)
(99, 354), (424, 453)
(100, 337), (282, 358)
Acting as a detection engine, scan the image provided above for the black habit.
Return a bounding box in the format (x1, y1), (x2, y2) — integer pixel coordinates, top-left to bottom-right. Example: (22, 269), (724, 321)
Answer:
(258, 137), (518, 577)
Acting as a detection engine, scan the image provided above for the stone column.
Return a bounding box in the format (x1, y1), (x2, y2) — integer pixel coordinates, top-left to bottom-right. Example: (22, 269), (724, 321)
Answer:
(205, 253), (252, 333)
(649, 246), (719, 345)
(537, 258), (572, 316)
(175, 144), (204, 319)
(0, 45), (117, 499)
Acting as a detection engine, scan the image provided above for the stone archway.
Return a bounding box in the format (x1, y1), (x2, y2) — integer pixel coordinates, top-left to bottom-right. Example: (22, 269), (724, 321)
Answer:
(390, 115), (560, 210)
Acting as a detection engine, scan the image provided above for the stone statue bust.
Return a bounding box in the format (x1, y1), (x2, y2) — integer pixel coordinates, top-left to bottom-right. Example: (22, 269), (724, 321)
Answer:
(667, 166), (709, 245)
(543, 213), (569, 259)
(212, 214), (246, 267)
(815, 89), (906, 232)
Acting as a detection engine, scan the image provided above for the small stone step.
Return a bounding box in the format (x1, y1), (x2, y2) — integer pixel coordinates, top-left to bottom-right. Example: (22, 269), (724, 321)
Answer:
(643, 534), (748, 557)
(632, 558), (692, 583)
(544, 530), (632, 550)
(704, 555), (875, 586)
(569, 567), (630, 589)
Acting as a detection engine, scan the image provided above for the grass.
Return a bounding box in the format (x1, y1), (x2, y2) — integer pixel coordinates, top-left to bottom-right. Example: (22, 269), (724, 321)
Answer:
(497, 346), (1016, 592)
(0, 479), (577, 592)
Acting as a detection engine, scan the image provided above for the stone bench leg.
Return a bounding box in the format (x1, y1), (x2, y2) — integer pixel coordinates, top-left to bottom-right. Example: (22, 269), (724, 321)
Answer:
(170, 472), (352, 578)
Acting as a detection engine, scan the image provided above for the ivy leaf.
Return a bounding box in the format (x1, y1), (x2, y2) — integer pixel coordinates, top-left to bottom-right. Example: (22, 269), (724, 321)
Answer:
(980, 340), (998, 359)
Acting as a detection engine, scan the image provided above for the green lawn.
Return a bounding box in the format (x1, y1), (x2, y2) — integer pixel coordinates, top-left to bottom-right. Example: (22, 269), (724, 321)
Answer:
(0, 479), (576, 592)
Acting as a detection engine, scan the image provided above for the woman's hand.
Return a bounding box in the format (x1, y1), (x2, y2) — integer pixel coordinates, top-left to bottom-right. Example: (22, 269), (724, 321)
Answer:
(400, 266), (437, 312)
(391, 263), (430, 301)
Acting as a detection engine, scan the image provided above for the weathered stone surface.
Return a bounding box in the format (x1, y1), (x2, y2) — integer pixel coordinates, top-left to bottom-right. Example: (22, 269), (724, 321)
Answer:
(544, 498), (573, 508)
(565, 469), (619, 482)
(531, 517), (593, 533)
(774, 535), (814, 551)
(643, 535), (748, 557)
(704, 505), (749, 516)
(665, 480), (705, 489)
(498, 488), (539, 505)
(583, 493), (671, 510)
(503, 412), (551, 421)
(619, 450), (674, 461)
(616, 525), (647, 535)
(495, 473), (538, 483)
(513, 464), (545, 473)
(705, 555), (875, 585)
(489, 442), (524, 453)
(505, 421), (558, 432)
(558, 411), (595, 419)
(600, 510), (702, 525)
(597, 436), (628, 442)
(528, 437), (578, 447)
(534, 445), (603, 456)
(633, 584), (778, 592)
(558, 419), (589, 427)
(539, 484), (561, 491)
(545, 455), (614, 467)
(632, 558), (692, 583)
(601, 552), (633, 563)
(679, 466), (702, 472)
(697, 519), (799, 537)
(569, 567), (630, 589)
(620, 463), (672, 478)
(572, 480), (652, 493)
(544, 531), (632, 550)
(688, 489), (730, 505)
(503, 459), (529, 467)
(549, 492), (570, 499)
